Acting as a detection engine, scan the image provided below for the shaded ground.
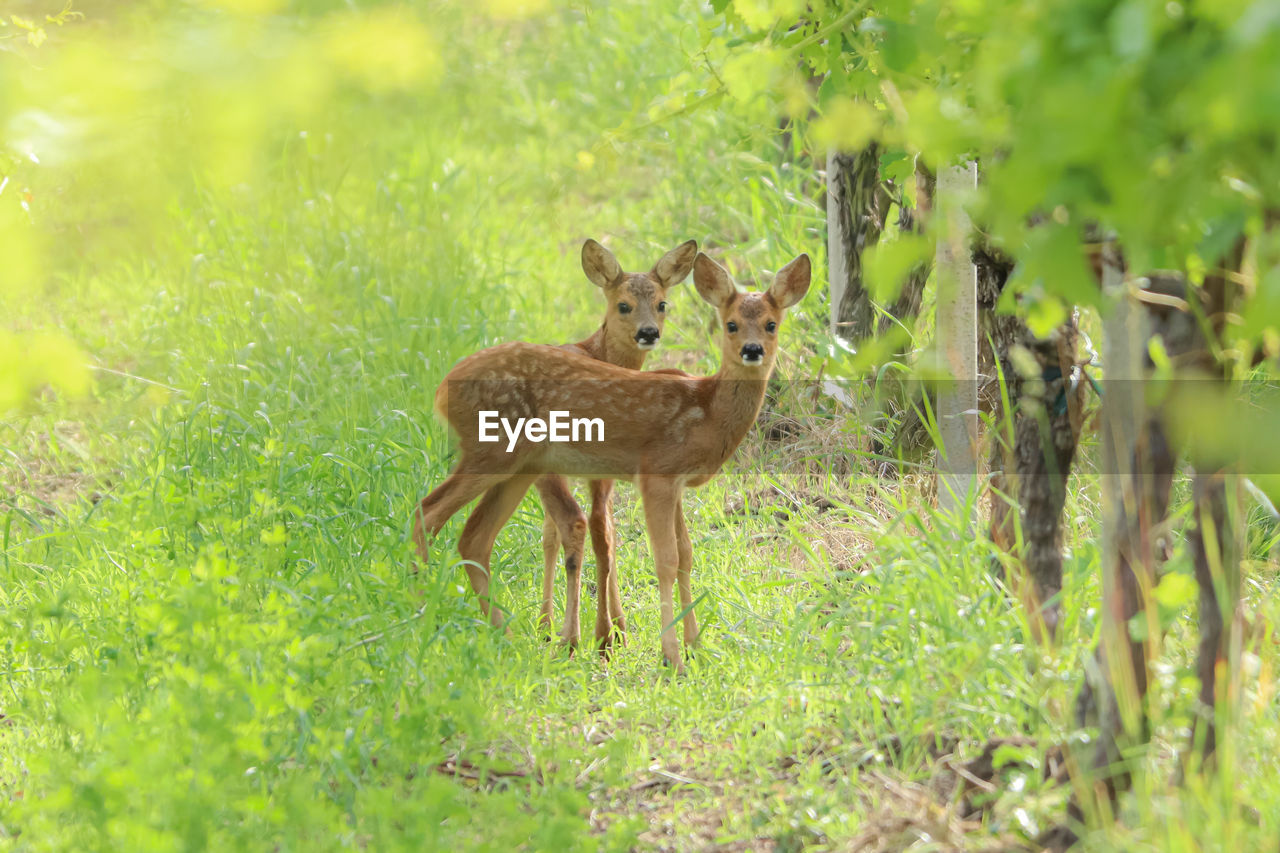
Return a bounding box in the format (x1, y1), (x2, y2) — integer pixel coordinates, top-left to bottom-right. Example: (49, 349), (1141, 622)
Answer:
(0, 420), (107, 517)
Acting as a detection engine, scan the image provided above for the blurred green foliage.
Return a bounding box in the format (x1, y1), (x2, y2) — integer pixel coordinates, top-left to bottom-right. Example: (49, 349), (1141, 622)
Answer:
(2, 1), (1278, 849)
(696, 0), (1280, 350)
(0, 1), (842, 848)
(689, 0), (1280, 498)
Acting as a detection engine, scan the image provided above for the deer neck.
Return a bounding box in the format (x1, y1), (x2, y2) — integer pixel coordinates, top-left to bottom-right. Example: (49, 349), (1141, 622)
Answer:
(578, 324), (646, 370)
(707, 361), (771, 452)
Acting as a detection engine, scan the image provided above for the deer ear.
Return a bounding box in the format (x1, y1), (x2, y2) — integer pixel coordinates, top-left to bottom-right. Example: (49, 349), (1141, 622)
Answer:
(652, 239), (698, 288)
(582, 239), (622, 289)
(693, 252), (735, 308)
(767, 254), (811, 309)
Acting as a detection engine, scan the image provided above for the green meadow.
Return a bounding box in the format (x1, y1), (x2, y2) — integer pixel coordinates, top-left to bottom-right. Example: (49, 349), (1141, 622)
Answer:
(3, 1), (1278, 850)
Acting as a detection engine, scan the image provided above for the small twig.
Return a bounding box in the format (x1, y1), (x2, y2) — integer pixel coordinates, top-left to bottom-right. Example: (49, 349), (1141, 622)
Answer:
(435, 755), (538, 789)
(100, 546), (128, 576)
(785, 1), (872, 56)
(0, 666), (67, 677)
(597, 88), (726, 152)
(630, 764), (708, 793)
(574, 757), (606, 787)
(1244, 478), (1279, 520)
(344, 602), (428, 652)
(947, 757), (998, 793)
(1133, 288), (1190, 312)
(87, 365), (182, 393)
(648, 765), (704, 786)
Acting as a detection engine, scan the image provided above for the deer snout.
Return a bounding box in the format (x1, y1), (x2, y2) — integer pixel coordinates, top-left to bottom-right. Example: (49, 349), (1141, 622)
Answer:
(635, 326), (660, 349)
(740, 343), (765, 365)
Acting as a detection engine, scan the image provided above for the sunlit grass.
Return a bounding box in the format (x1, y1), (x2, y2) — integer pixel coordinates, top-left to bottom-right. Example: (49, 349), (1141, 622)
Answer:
(2, 1), (1279, 850)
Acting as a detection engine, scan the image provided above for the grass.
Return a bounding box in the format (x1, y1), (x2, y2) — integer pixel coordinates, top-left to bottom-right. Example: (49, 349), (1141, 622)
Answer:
(3, 1), (1280, 850)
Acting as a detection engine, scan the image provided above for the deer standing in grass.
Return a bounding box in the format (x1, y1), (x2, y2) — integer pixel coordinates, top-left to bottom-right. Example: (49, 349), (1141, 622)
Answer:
(531, 238), (697, 649)
(412, 251), (811, 671)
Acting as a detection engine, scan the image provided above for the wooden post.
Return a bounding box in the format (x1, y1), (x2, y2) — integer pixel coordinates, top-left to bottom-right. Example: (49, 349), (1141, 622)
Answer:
(935, 161), (979, 521)
(1099, 252), (1142, 616)
(1097, 250), (1149, 743)
(827, 148), (848, 338)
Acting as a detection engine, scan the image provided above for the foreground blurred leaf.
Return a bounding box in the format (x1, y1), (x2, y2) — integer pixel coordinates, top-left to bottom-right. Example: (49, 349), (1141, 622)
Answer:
(812, 98), (881, 152)
(1167, 381), (1280, 477)
(864, 234), (931, 303)
(323, 6), (441, 95)
(0, 330), (91, 411)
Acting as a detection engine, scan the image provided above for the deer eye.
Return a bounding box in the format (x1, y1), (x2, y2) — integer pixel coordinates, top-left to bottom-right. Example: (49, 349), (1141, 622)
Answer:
(765, 321), (777, 333)
(657, 301), (667, 313)
(617, 303), (632, 314)
(726, 321), (738, 333)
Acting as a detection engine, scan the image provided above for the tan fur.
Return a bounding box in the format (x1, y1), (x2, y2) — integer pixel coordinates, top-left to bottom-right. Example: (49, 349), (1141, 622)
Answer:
(531, 239), (697, 649)
(413, 252), (811, 671)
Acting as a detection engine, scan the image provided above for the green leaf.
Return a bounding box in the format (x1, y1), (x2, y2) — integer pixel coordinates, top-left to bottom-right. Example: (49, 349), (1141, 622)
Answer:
(880, 149), (914, 186)
(721, 46), (784, 103)
(1166, 383), (1280, 477)
(1196, 211), (1246, 268)
(992, 742), (1040, 771)
(864, 234), (931, 302)
(817, 70), (845, 109)
(0, 330), (92, 411)
(1153, 571), (1198, 611)
(733, 0), (804, 31)
(812, 97), (881, 151)
(878, 18), (919, 73)
(1240, 266), (1280, 344)
(1023, 293), (1068, 339)
(1249, 475), (1280, 509)
(1009, 224), (1099, 310)
(1109, 1), (1151, 60)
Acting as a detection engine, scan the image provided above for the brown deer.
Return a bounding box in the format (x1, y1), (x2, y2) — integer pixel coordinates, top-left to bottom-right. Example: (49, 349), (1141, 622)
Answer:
(531, 238), (698, 649)
(412, 251), (811, 671)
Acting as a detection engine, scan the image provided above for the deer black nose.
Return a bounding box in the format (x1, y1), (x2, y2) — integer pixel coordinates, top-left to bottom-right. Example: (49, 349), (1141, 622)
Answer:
(635, 326), (660, 345)
(741, 343), (765, 363)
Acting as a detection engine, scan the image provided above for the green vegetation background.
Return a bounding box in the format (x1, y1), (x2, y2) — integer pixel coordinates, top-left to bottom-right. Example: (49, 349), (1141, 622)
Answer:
(2, 1), (1278, 849)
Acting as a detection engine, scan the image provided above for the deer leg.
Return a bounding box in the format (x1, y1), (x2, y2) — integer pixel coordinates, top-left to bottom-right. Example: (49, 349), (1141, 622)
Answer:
(559, 492), (588, 651)
(1188, 470), (1236, 769)
(456, 473), (538, 628)
(640, 476), (682, 672)
(603, 499), (626, 634)
(412, 460), (508, 565)
(534, 475), (586, 648)
(539, 513), (560, 638)
(535, 475), (586, 643)
(589, 478), (624, 652)
(560, 533), (585, 649)
(675, 497), (698, 647)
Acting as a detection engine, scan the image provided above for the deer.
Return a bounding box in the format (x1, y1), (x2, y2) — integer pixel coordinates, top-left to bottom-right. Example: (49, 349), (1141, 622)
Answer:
(412, 251), (811, 672)
(530, 238), (698, 649)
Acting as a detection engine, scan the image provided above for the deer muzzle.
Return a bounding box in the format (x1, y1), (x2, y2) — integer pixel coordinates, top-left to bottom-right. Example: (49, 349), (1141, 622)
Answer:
(635, 326), (660, 349)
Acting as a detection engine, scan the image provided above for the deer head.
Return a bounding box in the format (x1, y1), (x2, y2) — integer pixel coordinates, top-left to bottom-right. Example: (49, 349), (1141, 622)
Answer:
(693, 252), (811, 374)
(582, 238), (698, 353)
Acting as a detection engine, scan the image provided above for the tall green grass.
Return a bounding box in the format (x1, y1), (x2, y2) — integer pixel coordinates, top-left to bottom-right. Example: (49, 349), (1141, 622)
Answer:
(2, 1), (1278, 850)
